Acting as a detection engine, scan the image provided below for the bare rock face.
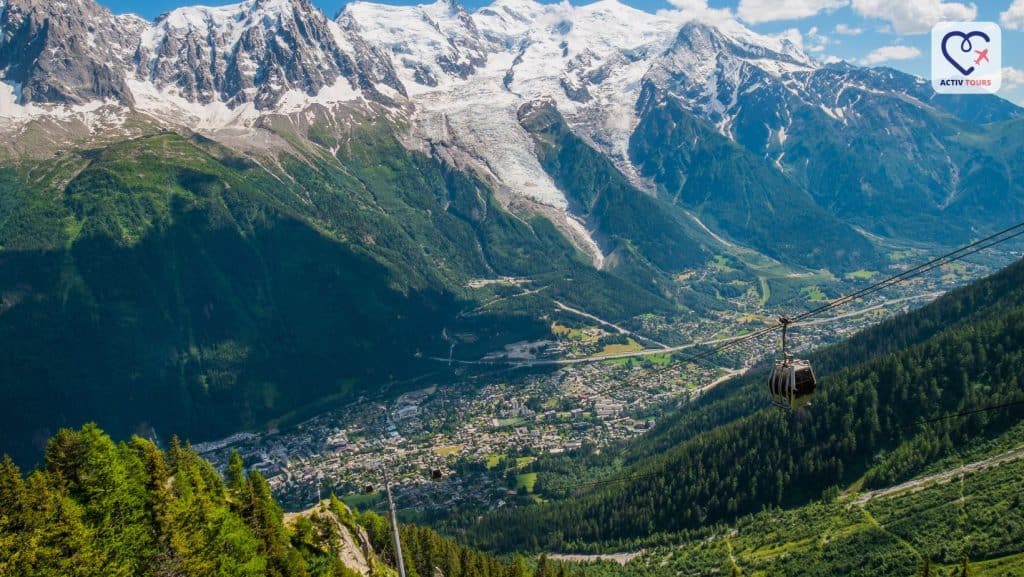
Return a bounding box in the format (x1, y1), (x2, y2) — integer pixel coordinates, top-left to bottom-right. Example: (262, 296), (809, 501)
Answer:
(0, 0), (143, 105)
(136, 0), (404, 110)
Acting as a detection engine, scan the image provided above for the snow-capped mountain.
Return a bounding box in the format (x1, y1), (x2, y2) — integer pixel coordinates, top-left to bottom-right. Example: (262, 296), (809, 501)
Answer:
(646, 20), (814, 136)
(340, 0), (692, 217)
(0, 0), (1020, 249)
(343, 0), (491, 92)
(135, 0), (404, 112)
(1, 0), (1018, 146)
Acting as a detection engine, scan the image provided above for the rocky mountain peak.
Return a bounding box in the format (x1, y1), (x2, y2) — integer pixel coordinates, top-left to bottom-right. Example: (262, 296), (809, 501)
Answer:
(0, 0), (141, 105)
(138, 0), (365, 109)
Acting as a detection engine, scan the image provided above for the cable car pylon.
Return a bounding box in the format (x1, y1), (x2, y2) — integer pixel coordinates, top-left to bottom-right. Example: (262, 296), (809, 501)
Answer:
(381, 462), (407, 577)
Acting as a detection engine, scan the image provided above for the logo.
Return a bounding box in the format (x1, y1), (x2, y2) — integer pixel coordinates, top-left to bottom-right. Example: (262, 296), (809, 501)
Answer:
(932, 22), (1001, 94)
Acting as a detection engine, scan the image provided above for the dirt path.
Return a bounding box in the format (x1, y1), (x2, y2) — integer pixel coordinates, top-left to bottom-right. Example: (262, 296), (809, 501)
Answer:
(855, 444), (1024, 505)
(547, 551), (644, 566)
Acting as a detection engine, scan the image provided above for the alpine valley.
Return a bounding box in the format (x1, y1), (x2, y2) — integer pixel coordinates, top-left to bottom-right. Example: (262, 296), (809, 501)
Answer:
(1, 0), (1023, 473)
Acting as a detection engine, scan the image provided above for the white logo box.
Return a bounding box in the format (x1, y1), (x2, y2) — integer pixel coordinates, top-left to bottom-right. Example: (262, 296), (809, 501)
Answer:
(931, 21), (1002, 95)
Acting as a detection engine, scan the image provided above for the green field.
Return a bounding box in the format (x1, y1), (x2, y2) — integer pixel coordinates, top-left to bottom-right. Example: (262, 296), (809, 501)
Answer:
(603, 357), (636, 367)
(646, 353), (672, 366)
(758, 276), (771, 306)
(709, 255), (737, 273)
(597, 338), (644, 357)
(801, 285), (828, 302)
(845, 269), (878, 280)
(515, 473), (538, 493)
(341, 491), (384, 511)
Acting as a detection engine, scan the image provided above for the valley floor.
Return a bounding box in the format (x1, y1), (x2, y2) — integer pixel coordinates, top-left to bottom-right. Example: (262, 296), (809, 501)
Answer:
(195, 264), (977, 512)
(164, 243), (1024, 577)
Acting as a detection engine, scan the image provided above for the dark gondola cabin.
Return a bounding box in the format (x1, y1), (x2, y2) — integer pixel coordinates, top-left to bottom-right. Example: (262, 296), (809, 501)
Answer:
(767, 358), (816, 410)
(767, 317), (817, 410)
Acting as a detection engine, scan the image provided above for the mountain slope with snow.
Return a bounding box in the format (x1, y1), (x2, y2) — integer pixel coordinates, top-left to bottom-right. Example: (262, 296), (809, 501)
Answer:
(0, 0), (1021, 252)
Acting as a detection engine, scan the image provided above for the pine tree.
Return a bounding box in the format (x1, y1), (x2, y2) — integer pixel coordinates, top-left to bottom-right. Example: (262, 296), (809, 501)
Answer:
(168, 435), (183, 469)
(17, 473), (108, 577)
(535, 553), (551, 577)
(0, 456), (25, 526)
(244, 470), (302, 577)
(227, 450), (246, 495)
(0, 456), (26, 574)
(506, 555), (529, 577)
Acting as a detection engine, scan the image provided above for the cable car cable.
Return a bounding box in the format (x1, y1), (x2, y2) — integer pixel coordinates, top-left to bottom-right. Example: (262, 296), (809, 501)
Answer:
(594, 221), (1024, 399)
(899, 398), (1024, 431)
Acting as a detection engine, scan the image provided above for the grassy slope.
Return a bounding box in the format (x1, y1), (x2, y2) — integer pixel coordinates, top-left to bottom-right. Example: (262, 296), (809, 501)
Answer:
(608, 455), (1024, 577)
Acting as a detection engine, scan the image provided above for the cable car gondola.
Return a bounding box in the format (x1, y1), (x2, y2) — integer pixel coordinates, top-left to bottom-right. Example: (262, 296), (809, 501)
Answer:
(767, 317), (816, 410)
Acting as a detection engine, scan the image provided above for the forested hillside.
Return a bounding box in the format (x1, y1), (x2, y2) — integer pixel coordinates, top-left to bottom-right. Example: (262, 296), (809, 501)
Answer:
(0, 122), (675, 466)
(578, 455), (1024, 576)
(453, 257), (1024, 553)
(0, 424), (587, 577)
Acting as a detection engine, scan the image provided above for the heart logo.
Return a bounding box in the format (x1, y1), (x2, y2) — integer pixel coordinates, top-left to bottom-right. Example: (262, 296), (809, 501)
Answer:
(941, 30), (990, 76)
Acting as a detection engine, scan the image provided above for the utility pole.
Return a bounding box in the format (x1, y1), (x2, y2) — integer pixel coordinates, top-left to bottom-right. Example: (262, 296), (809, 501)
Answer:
(381, 462), (407, 577)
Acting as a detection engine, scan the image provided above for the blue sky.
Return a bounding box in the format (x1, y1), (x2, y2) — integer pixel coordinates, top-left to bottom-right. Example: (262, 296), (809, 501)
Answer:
(102, 0), (1024, 104)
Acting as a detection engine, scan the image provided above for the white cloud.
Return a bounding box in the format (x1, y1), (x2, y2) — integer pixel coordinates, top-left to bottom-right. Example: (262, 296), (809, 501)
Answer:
(860, 45), (922, 65)
(737, 0), (848, 24)
(666, 0), (707, 10)
(664, 0), (734, 21)
(834, 23), (864, 35)
(806, 26), (830, 52)
(775, 27), (807, 50)
(1004, 67), (1024, 89)
(851, 0), (977, 34)
(1002, 0), (1024, 30)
